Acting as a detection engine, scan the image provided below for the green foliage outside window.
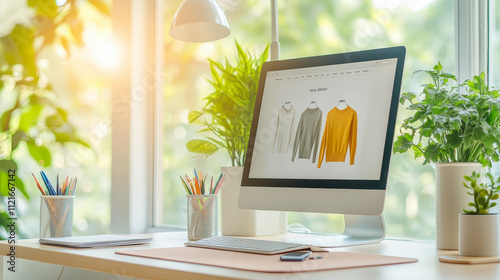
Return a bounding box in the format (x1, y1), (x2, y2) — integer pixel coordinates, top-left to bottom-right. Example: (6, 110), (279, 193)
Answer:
(0, 0), (108, 239)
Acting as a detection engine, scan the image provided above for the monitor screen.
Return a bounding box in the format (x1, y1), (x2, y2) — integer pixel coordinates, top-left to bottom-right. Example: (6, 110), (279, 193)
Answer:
(239, 47), (405, 215)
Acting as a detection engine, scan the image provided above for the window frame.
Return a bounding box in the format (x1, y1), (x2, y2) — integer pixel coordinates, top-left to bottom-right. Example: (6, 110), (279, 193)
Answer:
(455, 0), (488, 84)
(110, 0), (158, 234)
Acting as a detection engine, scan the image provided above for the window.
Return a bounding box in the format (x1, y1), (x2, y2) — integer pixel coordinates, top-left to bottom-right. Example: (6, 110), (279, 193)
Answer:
(155, 0), (455, 240)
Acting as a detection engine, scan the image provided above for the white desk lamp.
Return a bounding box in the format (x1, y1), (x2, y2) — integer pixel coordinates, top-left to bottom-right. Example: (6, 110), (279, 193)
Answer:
(170, 0), (230, 42)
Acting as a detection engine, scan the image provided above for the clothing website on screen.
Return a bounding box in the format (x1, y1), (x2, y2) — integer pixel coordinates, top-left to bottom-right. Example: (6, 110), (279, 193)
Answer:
(249, 58), (398, 180)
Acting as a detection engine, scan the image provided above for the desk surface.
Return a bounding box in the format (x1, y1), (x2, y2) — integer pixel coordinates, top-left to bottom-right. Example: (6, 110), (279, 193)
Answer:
(1, 232), (500, 280)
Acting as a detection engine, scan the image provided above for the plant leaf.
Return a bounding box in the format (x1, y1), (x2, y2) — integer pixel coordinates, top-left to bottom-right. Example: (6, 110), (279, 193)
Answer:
(186, 140), (218, 156)
(27, 141), (51, 167)
(87, 0), (111, 15)
(19, 104), (43, 132)
(11, 131), (27, 152)
(188, 111), (204, 124)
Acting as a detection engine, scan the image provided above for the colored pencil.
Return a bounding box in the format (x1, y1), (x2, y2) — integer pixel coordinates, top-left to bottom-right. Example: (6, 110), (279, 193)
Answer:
(210, 176), (214, 195)
(180, 176), (192, 195)
(32, 173), (46, 195)
(182, 170), (223, 195)
(33, 172), (78, 196)
(56, 173), (60, 195)
(213, 174), (225, 194)
(40, 171), (54, 195)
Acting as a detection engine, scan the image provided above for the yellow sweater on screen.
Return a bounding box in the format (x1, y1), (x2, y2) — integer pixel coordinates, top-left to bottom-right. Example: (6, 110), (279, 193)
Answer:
(317, 106), (357, 167)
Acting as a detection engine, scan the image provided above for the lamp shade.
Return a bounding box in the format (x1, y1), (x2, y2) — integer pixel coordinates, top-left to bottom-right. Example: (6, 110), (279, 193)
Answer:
(170, 0), (230, 42)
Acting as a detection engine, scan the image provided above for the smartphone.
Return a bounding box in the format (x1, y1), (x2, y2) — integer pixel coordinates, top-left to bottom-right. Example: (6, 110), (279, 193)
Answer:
(280, 251), (311, 261)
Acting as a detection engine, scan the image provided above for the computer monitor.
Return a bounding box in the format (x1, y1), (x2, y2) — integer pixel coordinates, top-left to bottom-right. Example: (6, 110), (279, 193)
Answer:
(239, 46), (406, 247)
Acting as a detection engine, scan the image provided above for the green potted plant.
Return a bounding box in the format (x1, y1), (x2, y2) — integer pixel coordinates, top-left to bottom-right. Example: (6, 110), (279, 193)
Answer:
(459, 171), (500, 256)
(186, 40), (269, 167)
(187, 41), (279, 236)
(462, 171), (500, 215)
(393, 62), (500, 249)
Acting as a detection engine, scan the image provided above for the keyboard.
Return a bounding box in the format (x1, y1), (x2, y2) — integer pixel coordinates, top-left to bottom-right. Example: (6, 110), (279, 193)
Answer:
(185, 235), (316, 255)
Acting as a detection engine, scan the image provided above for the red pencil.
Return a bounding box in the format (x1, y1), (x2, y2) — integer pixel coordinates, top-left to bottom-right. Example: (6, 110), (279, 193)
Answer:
(210, 176), (214, 194)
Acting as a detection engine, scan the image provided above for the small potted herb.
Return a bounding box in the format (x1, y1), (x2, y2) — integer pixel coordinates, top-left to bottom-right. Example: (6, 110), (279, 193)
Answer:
(459, 171), (500, 256)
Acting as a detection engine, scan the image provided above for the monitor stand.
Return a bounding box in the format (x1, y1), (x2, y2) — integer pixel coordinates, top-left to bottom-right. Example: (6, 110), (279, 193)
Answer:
(282, 214), (385, 248)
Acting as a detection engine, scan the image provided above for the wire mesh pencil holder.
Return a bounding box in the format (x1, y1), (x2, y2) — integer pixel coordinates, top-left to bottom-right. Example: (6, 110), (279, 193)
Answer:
(39, 195), (75, 238)
(187, 195), (218, 241)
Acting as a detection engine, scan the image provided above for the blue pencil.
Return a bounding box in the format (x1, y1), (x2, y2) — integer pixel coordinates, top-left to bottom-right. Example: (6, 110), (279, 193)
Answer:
(40, 171), (54, 195)
(194, 168), (200, 184)
(47, 172), (56, 195)
(45, 172), (56, 195)
(47, 173), (55, 195)
(39, 171), (49, 195)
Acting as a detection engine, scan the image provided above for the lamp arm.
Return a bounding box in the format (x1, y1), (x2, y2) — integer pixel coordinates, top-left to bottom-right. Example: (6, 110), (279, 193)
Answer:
(270, 0), (280, 61)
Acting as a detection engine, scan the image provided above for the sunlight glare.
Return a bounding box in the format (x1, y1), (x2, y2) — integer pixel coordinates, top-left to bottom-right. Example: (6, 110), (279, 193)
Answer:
(90, 38), (121, 70)
(81, 86), (100, 104)
(56, 0), (67, 6)
(407, 0), (433, 11)
(174, 126), (187, 140)
(179, 109), (190, 124)
(195, 43), (215, 60)
(405, 191), (419, 219)
(373, 0), (433, 11)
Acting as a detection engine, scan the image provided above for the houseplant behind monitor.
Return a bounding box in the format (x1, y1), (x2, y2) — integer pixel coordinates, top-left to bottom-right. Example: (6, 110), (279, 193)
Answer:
(186, 41), (279, 236)
(393, 63), (500, 249)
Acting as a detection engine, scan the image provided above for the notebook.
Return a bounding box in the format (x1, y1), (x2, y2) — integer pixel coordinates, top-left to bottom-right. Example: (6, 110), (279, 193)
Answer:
(39, 234), (153, 248)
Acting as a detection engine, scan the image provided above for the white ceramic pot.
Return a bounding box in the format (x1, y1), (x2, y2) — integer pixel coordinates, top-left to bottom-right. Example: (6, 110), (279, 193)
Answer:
(459, 213), (500, 256)
(220, 166), (280, 236)
(435, 162), (481, 250)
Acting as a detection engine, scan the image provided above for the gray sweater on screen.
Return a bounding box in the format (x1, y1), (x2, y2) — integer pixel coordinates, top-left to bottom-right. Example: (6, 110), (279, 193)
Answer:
(291, 107), (322, 163)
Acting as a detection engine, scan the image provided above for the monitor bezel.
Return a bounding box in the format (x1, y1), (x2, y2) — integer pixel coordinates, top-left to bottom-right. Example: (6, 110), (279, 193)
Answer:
(241, 46), (406, 191)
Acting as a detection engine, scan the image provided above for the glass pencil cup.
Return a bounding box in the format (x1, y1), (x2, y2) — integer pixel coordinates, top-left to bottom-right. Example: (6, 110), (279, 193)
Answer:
(187, 194), (218, 241)
(39, 195), (75, 239)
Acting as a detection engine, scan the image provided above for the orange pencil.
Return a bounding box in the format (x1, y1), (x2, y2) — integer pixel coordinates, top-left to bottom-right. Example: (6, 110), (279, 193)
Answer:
(194, 177), (200, 194)
(62, 180), (66, 195)
(194, 169), (200, 194)
(189, 177), (198, 194)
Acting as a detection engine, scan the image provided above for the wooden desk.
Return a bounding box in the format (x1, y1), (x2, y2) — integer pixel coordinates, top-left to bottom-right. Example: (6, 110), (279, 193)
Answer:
(1, 231), (499, 280)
